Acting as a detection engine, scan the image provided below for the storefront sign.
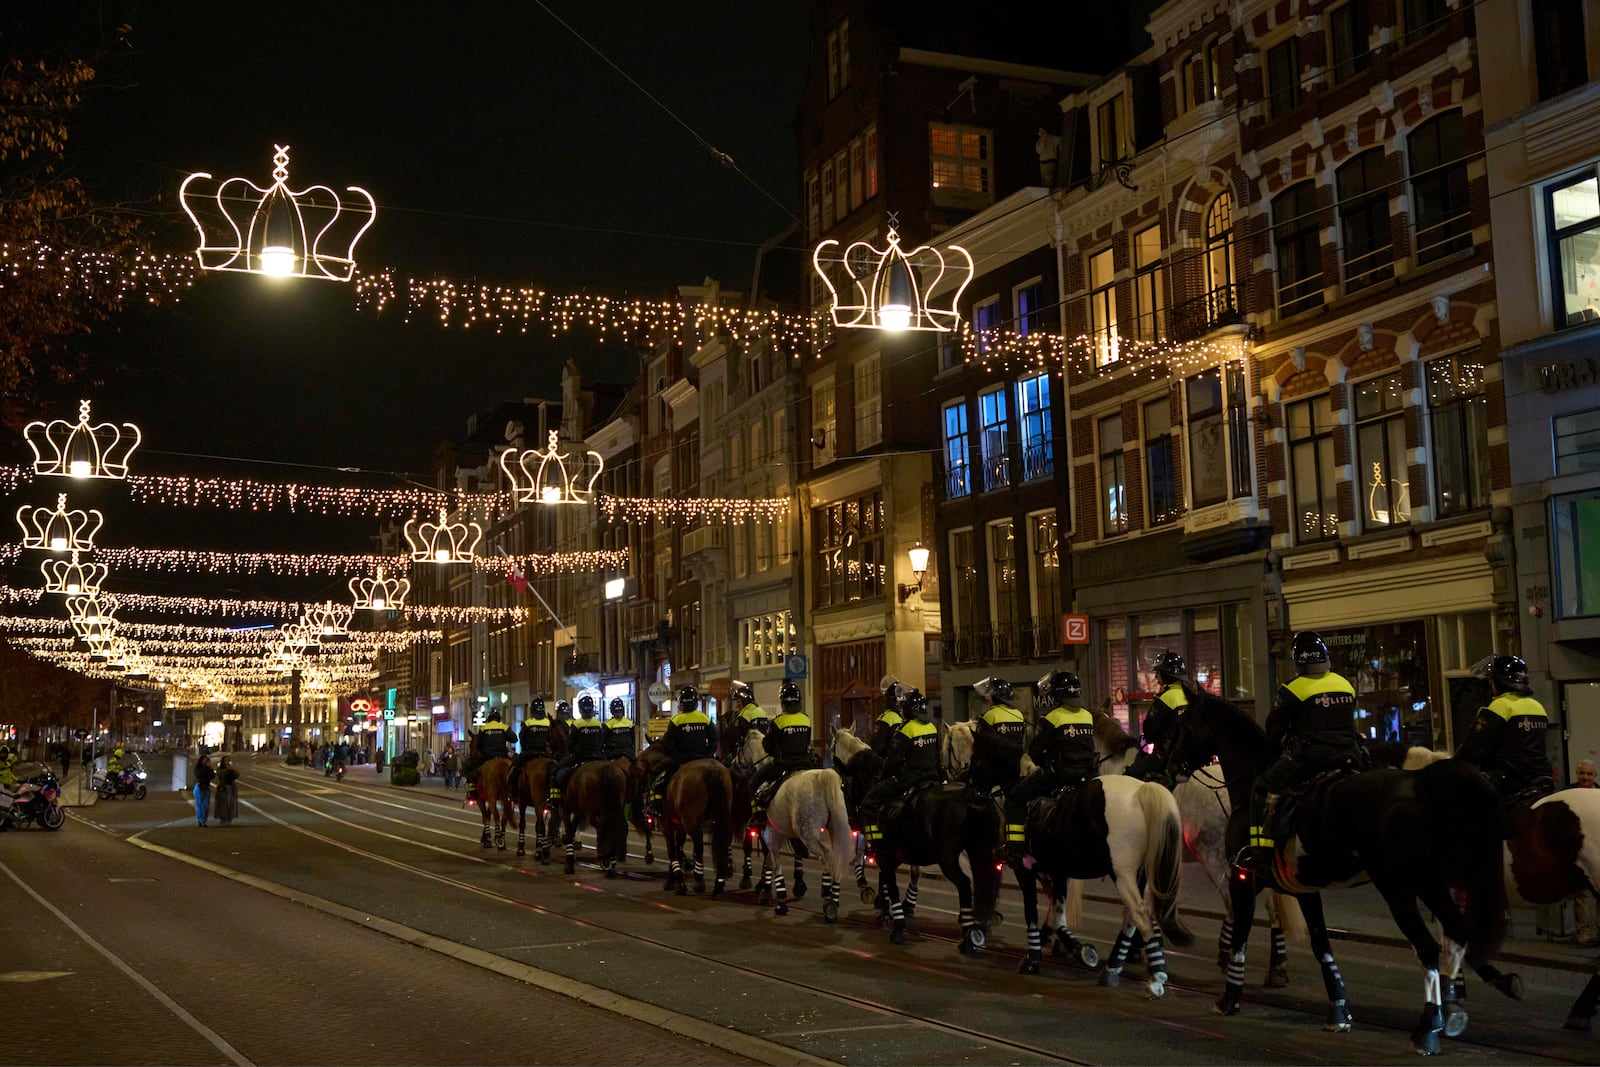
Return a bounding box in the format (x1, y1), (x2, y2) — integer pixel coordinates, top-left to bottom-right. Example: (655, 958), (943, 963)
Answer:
(1062, 614), (1090, 645)
(1538, 356), (1599, 394)
(646, 682), (671, 707)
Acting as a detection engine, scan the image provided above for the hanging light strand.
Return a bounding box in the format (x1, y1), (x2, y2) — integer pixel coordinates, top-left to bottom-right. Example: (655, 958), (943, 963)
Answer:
(0, 584), (526, 623)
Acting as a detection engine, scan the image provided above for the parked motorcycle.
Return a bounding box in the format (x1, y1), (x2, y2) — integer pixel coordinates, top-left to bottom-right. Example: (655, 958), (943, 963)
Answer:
(0, 771), (66, 831)
(96, 766), (148, 800)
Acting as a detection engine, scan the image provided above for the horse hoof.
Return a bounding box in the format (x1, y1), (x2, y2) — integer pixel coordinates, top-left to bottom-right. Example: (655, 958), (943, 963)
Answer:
(755, 888), (771, 907)
(859, 886), (876, 906)
(516, 847), (525, 857)
(645, 852), (655, 866)
(1443, 1008), (1467, 1039)
(1018, 954), (1040, 975)
(1411, 1032), (1442, 1056)
(1494, 973), (1524, 1001)
(694, 880), (706, 894)
(774, 903), (788, 917)
(496, 841), (507, 851)
(604, 865), (618, 880)
(564, 863), (575, 875)
(1563, 1015), (1593, 1032)
(1263, 965), (1290, 989)
(1145, 975), (1167, 1000)
(676, 883), (687, 896)
(1213, 991), (1241, 1016)
(739, 876), (752, 890)
(1077, 944), (1100, 970)
(1098, 967), (1120, 989)
(889, 927), (906, 945)
(792, 882), (807, 901)
(902, 905), (915, 921)
(712, 880), (725, 900)
(823, 901), (839, 923)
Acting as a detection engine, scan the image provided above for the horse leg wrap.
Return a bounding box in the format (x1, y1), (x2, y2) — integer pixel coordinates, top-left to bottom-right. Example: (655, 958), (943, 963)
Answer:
(904, 882), (919, 919)
(1413, 1000), (1444, 1056)
(855, 859), (868, 888)
(1143, 929), (1168, 980)
(1019, 924), (1042, 974)
(1265, 927), (1290, 988)
(773, 873), (788, 915)
(1217, 919), (1233, 969)
(889, 900), (906, 943)
(1319, 952), (1349, 1008)
(1215, 950), (1246, 1015)
(1108, 926), (1135, 969)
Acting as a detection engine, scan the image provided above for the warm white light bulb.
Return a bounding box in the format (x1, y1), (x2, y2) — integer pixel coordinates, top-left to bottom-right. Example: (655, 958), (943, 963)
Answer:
(49, 536), (68, 551)
(879, 303), (911, 331)
(541, 485), (561, 504)
(372, 597), (386, 609)
(260, 245), (297, 276)
(65, 582), (81, 594)
(435, 548), (451, 563)
(69, 459), (92, 478)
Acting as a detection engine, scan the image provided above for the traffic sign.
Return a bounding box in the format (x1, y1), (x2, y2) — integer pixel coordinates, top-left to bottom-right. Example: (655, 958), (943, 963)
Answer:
(382, 709), (395, 721)
(647, 681), (671, 707)
(784, 654), (808, 679)
(1062, 614), (1090, 645)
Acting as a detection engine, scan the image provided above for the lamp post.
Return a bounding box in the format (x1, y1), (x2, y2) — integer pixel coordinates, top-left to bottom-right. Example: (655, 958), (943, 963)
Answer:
(898, 541), (931, 604)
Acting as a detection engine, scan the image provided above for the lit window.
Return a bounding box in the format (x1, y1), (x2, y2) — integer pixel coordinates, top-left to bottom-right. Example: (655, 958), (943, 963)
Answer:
(978, 387), (1011, 491)
(1132, 225), (1165, 340)
(943, 401), (970, 499)
(929, 123), (992, 207)
(1016, 374), (1053, 482)
(854, 354), (882, 449)
(1427, 353), (1489, 515)
(1547, 172), (1600, 328)
(1144, 395), (1179, 527)
(1100, 413), (1127, 536)
(1355, 373), (1411, 528)
(1288, 395), (1339, 542)
(1088, 247), (1119, 366)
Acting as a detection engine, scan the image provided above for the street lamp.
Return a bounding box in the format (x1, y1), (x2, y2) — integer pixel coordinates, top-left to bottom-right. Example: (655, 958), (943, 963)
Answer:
(898, 541), (931, 603)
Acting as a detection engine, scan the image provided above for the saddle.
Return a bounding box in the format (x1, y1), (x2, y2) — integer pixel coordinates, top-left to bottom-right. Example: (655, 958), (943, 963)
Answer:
(882, 779), (941, 829)
(1026, 778), (1089, 823)
(1265, 761), (1363, 844)
(1498, 777), (1555, 838)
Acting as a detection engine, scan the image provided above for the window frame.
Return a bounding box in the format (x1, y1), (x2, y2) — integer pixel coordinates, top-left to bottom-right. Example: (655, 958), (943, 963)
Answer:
(1265, 34), (1302, 119)
(854, 353), (883, 449)
(1326, 1), (1371, 85)
(811, 492), (884, 609)
(1143, 394), (1180, 527)
(1205, 193), (1237, 323)
(929, 122), (994, 208)
(1026, 510), (1062, 651)
(949, 526), (977, 640)
(1273, 181), (1325, 317)
(1096, 94), (1123, 167)
(943, 399), (971, 499)
(1533, 0), (1589, 101)
(1546, 169), (1600, 330)
(1336, 149), (1395, 293)
(1409, 112), (1472, 265)
(973, 295), (1001, 355)
(1185, 362), (1252, 509)
(811, 374), (836, 466)
(1287, 394), (1340, 543)
(1016, 372), (1053, 482)
(1401, 0), (1450, 47)
(978, 385), (1011, 492)
(1133, 223), (1166, 341)
(864, 124), (880, 199)
(987, 518), (1018, 654)
(1088, 245), (1120, 367)
(1013, 276), (1045, 337)
(1099, 412), (1128, 537)
(1425, 351), (1490, 516)
(1551, 488), (1600, 619)
(1353, 372), (1413, 530)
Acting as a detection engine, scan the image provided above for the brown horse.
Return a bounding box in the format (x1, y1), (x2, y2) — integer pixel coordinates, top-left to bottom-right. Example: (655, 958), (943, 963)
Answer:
(475, 757), (513, 850)
(512, 757), (556, 862)
(561, 759), (629, 877)
(616, 756), (656, 867)
(635, 744), (734, 896)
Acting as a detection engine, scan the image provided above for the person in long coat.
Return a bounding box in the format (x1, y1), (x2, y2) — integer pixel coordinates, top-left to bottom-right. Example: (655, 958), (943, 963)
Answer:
(193, 754), (215, 826)
(215, 756), (240, 827)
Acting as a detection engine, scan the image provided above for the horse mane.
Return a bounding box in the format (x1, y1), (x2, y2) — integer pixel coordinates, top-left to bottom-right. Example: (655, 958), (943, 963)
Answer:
(1182, 685), (1270, 763)
(833, 725), (870, 764)
(1092, 710), (1139, 757)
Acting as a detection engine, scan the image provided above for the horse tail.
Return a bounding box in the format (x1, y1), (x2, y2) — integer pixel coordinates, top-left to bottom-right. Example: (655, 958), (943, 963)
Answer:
(1272, 889), (1308, 942)
(705, 764), (733, 879)
(600, 761), (628, 862)
(821, 772), (854, 889)
(1137, 781), (1193, 946)
(1065, 878), (1084, 930)
(1416, 759), (1507, 968)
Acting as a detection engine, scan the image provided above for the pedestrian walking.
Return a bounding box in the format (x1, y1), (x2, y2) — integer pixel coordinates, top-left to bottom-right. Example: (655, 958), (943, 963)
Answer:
(193, 754), (215, 827)
(440, 743), (460, 790)
(215, 756), (240, 828)
(59, 745), (70, 780)
(374, 747), (385, 773)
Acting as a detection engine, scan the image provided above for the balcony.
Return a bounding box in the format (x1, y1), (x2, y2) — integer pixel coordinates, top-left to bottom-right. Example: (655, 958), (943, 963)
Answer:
(562, 650), (598, 677)
(624, 601), (672, 646)
(944, 461), (972, 500)
(1170, 283), (1245, 342)
(980, 622), (1019, 661)
(1019, 439), (1054, 483)
(682, 525), (725, 558)
(979, 452), (1011, 493)
(948, 627), (981, 666)
(1019, 615), (1062, 659)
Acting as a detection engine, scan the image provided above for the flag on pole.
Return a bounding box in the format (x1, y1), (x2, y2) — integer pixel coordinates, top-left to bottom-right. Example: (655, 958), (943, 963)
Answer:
(496, 547), (528, 594)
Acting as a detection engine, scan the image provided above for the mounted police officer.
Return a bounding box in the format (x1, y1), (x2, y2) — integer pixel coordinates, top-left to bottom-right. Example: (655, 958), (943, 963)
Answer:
(507, 696), (554, 796)
(649, 685), (717, 813)
(726, 680), (769, 759)
(1243, 631), (1361, 876)
(974, 676), (1027, 751)
(1455, 654), (1551, 803)
(871, 677), (907, 758)
(0, 744), (17, 793)
(1003, 670), (1095, 861)
(1127, 651), (1190, 783)
(464, 710), (513, 785)
(861, 688), (942, 855)
(603, 697), (636, 760)
(550, 697), (603, 800)
(749, 681), (813, 815)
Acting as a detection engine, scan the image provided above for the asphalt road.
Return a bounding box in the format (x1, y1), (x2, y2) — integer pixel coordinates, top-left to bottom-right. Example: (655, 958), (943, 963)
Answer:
(5, 755), (1598, 1066)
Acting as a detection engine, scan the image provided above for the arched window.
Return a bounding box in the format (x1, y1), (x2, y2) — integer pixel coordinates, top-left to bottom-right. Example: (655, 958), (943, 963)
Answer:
(1273, 182), (1325, 316)
(1409, 112), (1472, 264)
(1204, 193), (1236, 323)
(1336, 150), (1394, 292)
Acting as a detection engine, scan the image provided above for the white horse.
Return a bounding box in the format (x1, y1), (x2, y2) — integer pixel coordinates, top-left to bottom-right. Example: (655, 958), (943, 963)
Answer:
(752, 767), (856, 922)
(947, 715), (1300, 983)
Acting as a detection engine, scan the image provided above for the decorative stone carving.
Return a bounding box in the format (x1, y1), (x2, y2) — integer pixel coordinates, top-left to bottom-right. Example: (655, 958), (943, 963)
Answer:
(1358, 323), (1375, 352)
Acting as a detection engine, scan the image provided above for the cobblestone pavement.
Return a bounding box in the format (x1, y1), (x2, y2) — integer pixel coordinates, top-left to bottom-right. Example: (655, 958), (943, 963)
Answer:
(11, 754), (1599, 1066)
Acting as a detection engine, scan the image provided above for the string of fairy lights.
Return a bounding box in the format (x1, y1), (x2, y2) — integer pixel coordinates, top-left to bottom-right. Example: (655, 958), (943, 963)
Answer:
(0, 585), (528, 623)
(0, 541), (629, 576)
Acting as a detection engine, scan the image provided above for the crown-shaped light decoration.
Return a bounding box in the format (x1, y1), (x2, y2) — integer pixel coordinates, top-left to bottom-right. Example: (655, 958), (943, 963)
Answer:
(179, 145), (377, 282)
(350, 565), (410, 610)
(812, 225), (974, 332)
(500, 431), (603, 506)
(304, 601), (354, 640)
(41, 551), (109, 596)
(405, 507), (483, 564)
(24, 399), (142, 479)
(17, 494), (103, 553)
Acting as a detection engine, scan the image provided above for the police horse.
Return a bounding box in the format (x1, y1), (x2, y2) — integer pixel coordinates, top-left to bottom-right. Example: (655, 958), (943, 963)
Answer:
(963, 727), (1193, 996)
(1162, 687), (1508, 1055)
(833, 728), (1003, 952)
(750, 760), (857, 922)
(1375, 745), (1600, 1034)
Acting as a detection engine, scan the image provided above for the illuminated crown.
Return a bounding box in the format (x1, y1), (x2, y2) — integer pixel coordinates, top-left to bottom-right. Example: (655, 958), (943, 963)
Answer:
(812, 226), (974, 332)
(179, 145), (377, 282)
(350, 565), (410, 610)
(304, 601), (354, 640)
(17, 494), (103, 553)
(41, 551), (108, 596)
(24, 399), (141, 479)
(500, 430), (603, 506)
(405, 507), (483, 564)
(66, 593), (118, 640)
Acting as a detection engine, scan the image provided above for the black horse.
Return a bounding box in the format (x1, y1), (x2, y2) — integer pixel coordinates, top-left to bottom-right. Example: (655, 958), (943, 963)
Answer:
(1157, 686), (1507, 1055)
(833, 728), (1002, 953)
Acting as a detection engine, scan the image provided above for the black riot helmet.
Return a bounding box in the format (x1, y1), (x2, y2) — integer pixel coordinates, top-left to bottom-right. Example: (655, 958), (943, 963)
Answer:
(902, 688), (931, 721)
(487, 710), (503, 723)
(578, 694), (596, 717)
(977, 676), (1014, 707)
(678, 685), (700, 713)
(1291, 631), (1331, 675)
(1152, 650), (1188, 686)
(1048, 670), (1083, 705)
(530, 696), (546, 716)
(555, 699), (571, 720)
(780, 680), (802, 711)
(609, 697), (626, 717)
(1486, 654), (1532, 696)
(730, 680), (755, 707)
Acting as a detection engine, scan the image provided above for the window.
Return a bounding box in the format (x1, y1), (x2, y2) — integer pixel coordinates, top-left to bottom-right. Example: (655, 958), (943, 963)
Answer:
(1409, 112), (1472, 264)
(973, 296), (1001, 354)
(1337, 150), (1393, 291)
(1144, 395), (1180, 527)
(854, 354), (882, 449)
(929, 123), (993, 207)
(748, 350), (763, 395)
(1274, 182), (1324, 316)
(1355, 373), (1412, 528)
(1327, 2), (1371, 85)
(1534, 0), (1588, 101)
(833, 150), (849, 223)
(1099, 413), (1127, 536)
(1180, 43), (1217, 112)
(864, 125), (880, 199)
(739, 611), (793, 670)
(1402, 0), (1449, 45)
(825, 20), (849, 100)
(1187, 362), (1252, 508)
(754, 522), (772, 573)
(1554, 408), (1600, 476)
(949, 527), (977, 640)
(1088, 247), (1119, 367)
(1426, 353), (1489, 515)
(751, 420), (766, 467)
(1265, 36), (1301, 119)
(1016, 373), (1053, 482)
(943, 400), (971, 498)
(1014, 278), (1045, 337)
(1133, 224), (1166, 340)
(1205, 193), (1236, 323)
(849, 137), (864, 212)
(1288, 395), (1339, 542)
(1553, 489), (1600, 618)
(988, 520), (1018, 655)
(1097, 95), (1122, 167)
(1027, 511), (1062, 650)
(806, 170), (821, 241)
(1548, 173), (1600, 328)
(811, 375), (836, 465)
(812, 492), (884, 608)
(938, 331), (962, 372)
(821, 164), (835, 231)
(978, 387), (1011, 491)
(1207, 38), (1222, 101)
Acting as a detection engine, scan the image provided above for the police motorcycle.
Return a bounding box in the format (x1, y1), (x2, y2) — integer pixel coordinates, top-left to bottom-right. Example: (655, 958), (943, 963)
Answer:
(1, 768), (67, 831)
(96, 757), (149, 800)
